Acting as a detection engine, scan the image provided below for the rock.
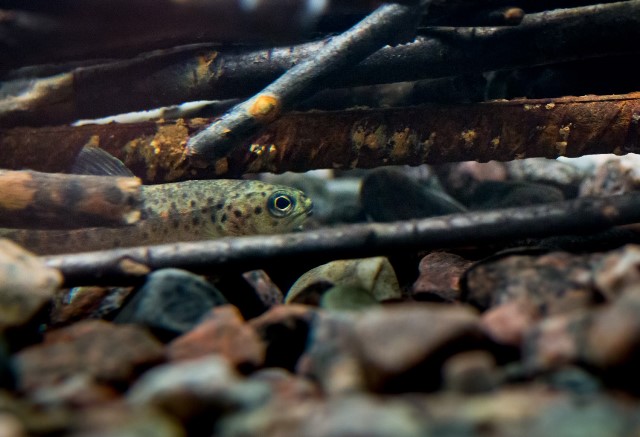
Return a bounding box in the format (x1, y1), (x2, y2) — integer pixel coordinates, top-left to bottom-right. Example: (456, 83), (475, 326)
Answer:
(301, 304), (482, 393)
(217, 395), (426, 437)
(286, 257), (402, 306)
(297, 311), (366, 395)
(0, 412), (27, 437)
(433, 161), (507, 203)
(69, 404), (185, 437)
(128, 355), (269, 427)
(241, 270), (283, 307)
(167, 305), (265, 372)
(442, 351), (499, 393)
(0, 391), (72, 436)
(506, 157), (586, 198)
(463, 251), (601, 315)
(13, 320), (164, 392)
(580, 158), (640, 197)
(412, 252), (473, 302)
(522, 310), (588, 372)
(29, 375), (119, 409)
(114, 268), (227, 341)
(0, 239), (61, 333)
(320, 285), (380, 311)
(594, 245), (640, 301)
(248, 368), (319, 403)
(352, 304), (482, 392)
(249, 305), (317, 371)
(360, 168), (466, 222)
(463, 181), (564, 210)
(480, 299), (541, 347)
(51, 286), (134, 326)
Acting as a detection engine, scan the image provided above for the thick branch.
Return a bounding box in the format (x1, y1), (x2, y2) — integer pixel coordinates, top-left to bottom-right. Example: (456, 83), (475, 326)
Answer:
(1, 93), (639, 182)
(44, 193), (640, 286)
(3, 1), (640, 127)
(0, 170), (141, 229)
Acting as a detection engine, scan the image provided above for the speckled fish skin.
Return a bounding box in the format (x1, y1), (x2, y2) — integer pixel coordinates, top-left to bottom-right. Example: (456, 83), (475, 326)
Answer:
(1, 180), (312, 255)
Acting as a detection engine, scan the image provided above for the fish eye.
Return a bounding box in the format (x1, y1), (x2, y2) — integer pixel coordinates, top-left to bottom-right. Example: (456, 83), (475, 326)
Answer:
(268, 192), (295, 217)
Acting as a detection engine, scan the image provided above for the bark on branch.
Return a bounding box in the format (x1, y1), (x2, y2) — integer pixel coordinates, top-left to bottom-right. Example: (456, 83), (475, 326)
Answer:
(43, 192), (640, 286)
(3, 0), (640, 127)
(0, 170), (142, 229)
(1, 93), (639, 182)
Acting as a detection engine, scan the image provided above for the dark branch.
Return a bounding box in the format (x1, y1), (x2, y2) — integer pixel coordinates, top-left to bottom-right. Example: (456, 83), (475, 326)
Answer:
(3, 1), (640, 127)
(44, 193), (640, 286)
(185, 2), (422, 162)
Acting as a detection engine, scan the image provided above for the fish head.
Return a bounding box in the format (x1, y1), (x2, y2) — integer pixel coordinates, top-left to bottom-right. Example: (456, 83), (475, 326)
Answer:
(252, 184), (313, 234)
(213, 181), (313, 236)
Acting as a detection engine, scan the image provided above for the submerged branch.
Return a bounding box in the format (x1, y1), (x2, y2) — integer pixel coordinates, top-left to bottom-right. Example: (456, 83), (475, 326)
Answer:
(44, 193), (640, 286)
(3, 0), (640, 127)
(0, 170), (141, 229)
(1, 93), (639, 182)
(186, 2), (422, 162)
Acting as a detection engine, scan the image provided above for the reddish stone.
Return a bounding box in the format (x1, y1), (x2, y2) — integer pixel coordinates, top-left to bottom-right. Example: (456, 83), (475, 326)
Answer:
(167, 305), (265, 371)
(249, 305), (317, 371)
(481, 299), (541, 347)
(13, 320), (164, 392)
(412, 252), (473, 302)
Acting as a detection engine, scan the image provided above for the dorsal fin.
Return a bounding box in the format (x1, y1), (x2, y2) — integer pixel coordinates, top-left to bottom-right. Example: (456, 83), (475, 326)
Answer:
(70, 146), (135, 177)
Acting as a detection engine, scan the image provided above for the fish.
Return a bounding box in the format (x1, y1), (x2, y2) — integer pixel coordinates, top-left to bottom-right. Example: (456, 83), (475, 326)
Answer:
(0, 148), (313, 255)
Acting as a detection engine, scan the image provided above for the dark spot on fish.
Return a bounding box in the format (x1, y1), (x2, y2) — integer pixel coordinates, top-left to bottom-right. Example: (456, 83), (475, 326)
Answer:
(142, 232), (150, 239)
(193, 217), (201, 226)
(113, 239), (121, 246)
(163, 228), (169, 235)
(207, 198), (214, 206)
(182, 192), (188, 199)
(210, 212), (216, 223)
(254, 206), (262, 215)
(172, 219), (180, 229)
(226, 204), (232, 211)
(216, 203), (224, 210)
(152, 198), (160, 206)
(183, 223), (191, 231)
(190, 200), (196, 208)
(170, 202), (177, 210)
(221, 214), (227, 223)
(234, 210), (242, 218)
(200, 207), (208, 214)
(272, 220), (279, 226)
(261, 192), (266, 197)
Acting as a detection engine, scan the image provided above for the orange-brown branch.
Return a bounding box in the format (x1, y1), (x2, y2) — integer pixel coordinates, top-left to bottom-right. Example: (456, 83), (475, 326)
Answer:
(1, 93), (639, 183)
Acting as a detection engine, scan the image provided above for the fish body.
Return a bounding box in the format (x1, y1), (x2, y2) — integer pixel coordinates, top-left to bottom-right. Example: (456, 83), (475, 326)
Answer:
(1, 179), (312, 255)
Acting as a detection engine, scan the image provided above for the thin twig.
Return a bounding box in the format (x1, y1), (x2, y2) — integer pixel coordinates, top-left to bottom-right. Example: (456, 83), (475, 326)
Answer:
(186, 2), (422, 162)
(3, 0), (639, 128)
(43, 193), (640, 286)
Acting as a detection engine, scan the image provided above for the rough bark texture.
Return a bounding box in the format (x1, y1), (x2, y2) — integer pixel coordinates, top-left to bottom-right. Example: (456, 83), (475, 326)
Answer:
(0, 170), (142, 229)
(186, 2), (421, 161)
(43, 192), (640, 286)
(3, 0), (640, 127)
(1, 93), (639, 183)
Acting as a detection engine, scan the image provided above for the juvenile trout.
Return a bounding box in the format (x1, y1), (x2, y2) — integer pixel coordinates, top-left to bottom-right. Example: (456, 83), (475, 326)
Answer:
(1, 179), (312, 255)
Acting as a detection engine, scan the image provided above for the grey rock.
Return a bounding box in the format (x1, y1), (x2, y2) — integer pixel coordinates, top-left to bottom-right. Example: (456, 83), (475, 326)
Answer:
(114, 268), (227, 340)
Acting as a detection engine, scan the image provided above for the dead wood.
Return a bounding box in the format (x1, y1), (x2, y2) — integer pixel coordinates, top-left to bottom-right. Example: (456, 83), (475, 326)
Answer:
(43, 192), (640, 286)
(1, 93), (639, 182)
(3, 1), (640, 127)
(0, 170), (142, 229)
